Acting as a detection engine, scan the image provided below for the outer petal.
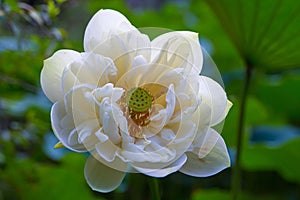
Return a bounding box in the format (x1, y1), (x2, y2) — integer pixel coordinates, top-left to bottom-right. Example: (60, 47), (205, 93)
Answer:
(84, 9), (135, 52)
(40, 50), (80, 102)
(51, 101), (86, 152)
(133, 154), (187, 177)
(217, 100), (233, 124)
(84, 9), (151, 75)
(198, 76), (229, 126)
(179, 131), (230, 177)
(192, 128), (221, 159)
(151, 31), (203, 74)
(84, 155), (126, 193)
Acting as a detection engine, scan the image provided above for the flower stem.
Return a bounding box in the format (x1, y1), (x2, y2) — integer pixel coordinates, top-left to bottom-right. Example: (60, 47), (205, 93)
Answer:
(148, 177), (160, 200)
(231, 63), (253, 200)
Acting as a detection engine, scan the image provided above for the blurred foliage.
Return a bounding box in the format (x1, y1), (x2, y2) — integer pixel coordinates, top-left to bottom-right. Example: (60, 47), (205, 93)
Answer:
(205, 0), (300, 73)
(192, 188), (287, 200)
(1, 154), (104, 200)
(0, 0), (300, 200)
(242, 138), (300, 184)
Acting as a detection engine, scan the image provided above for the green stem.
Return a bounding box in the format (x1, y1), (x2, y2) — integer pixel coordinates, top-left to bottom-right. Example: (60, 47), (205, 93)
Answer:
(231, 63), (253, 200)
(148, 177), (160, 200)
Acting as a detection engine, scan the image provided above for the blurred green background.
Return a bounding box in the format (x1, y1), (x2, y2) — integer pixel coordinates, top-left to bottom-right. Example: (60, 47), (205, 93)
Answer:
(1, 0), (300, 199)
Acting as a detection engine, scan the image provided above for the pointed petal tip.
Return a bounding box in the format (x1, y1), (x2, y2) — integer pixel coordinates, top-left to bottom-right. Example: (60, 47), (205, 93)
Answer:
(181, 31), (199, 40)
(53, 141), (65, 149)
(227, 100), (233, 108)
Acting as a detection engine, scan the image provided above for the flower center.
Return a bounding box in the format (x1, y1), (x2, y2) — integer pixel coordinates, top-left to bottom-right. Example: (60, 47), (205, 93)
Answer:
(125, 87), (153, 127)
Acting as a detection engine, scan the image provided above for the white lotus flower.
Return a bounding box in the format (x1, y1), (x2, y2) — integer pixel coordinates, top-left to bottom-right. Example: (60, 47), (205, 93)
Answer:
(40, 9), (232, 193)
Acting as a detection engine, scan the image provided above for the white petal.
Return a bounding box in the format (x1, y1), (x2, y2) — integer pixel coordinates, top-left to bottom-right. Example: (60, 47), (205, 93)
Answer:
(102, 111), (121, 144)
(155, 67), (199, 101)
(91, 31), (150, 78)
(132, 55), (147, 68)
(179, 133), (230, 177)
(165, 84), (176, 122)
(64, 84), (96, 125)
(160, 128), (176, 142)
(84, 10), (150, 77)
(94, 130), (119, 162)
(84, 155), (126, 193)
(50, 101), (86, 152)
(192, 128), (221, 159)
(168, 119), (197, 155)
(127, 119), (196, 171)
(146, 84), (176, 136)
(133, 154), (187, 177)
(62, 52), (118, 93)
(151, 31), (203, 74)
(92, 83), (124, 104)
(121, 146), (174, 163)
(198, 76), (229, 126)
(41, 50), (80, 102)
(116, 63), (170, 91)
(76, 119), (100, 151)
(84, 9), (135, 52)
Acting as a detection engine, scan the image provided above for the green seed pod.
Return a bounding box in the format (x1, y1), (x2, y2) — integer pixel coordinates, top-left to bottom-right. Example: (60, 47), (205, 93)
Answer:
(126, 87), (152, 112)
